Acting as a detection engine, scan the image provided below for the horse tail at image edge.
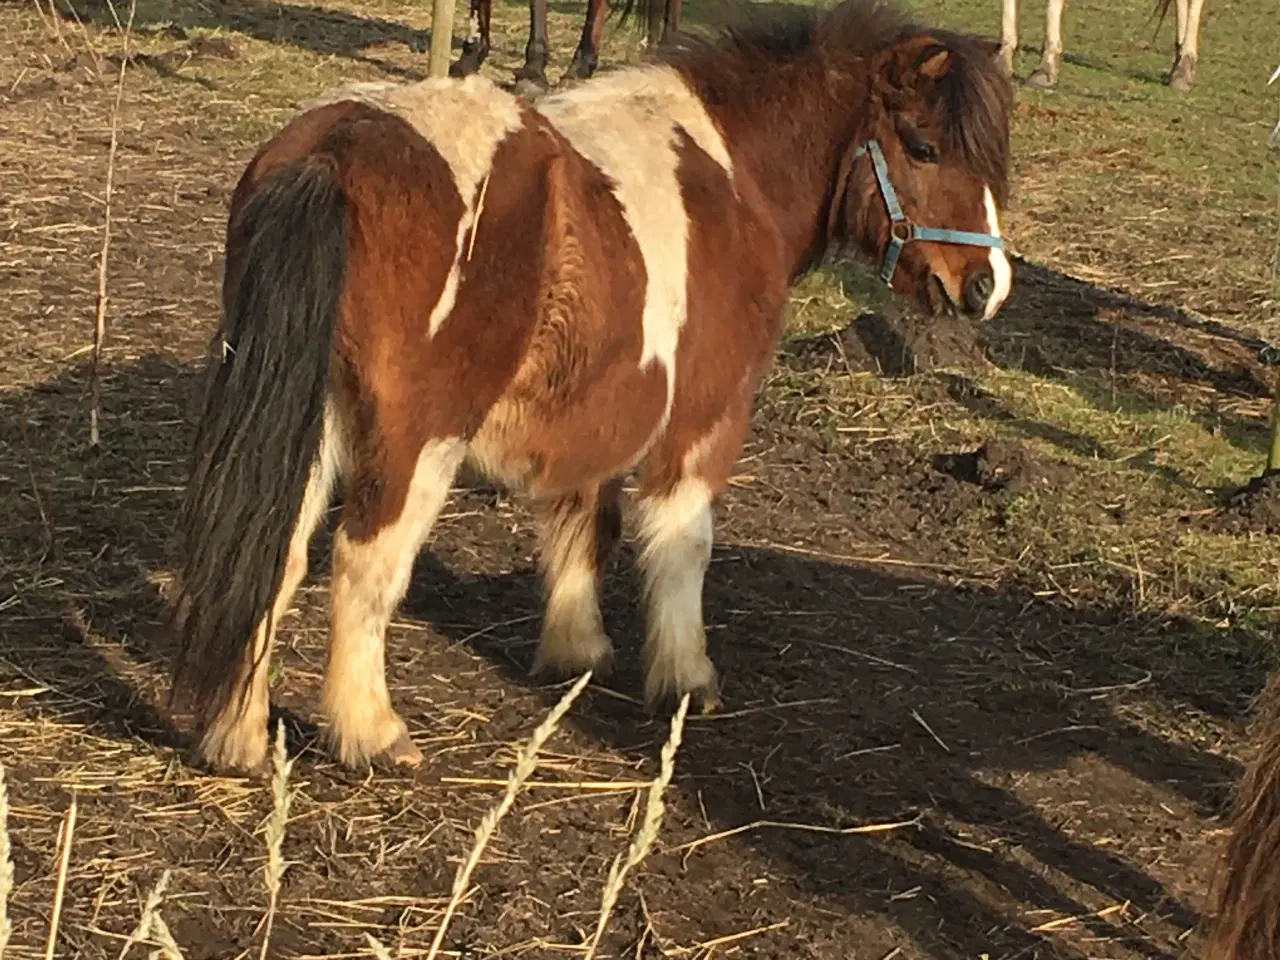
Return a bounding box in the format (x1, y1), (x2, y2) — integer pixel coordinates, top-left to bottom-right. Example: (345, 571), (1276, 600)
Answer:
(1208, 673), (1280, 960)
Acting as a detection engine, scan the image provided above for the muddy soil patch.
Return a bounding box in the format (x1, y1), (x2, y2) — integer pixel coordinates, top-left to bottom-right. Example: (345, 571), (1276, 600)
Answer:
(1197, 471), (1280, 536)
(784, 308), (990, 377)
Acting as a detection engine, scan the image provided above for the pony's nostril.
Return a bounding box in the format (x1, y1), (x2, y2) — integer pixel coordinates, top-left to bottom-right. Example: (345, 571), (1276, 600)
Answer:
(964, 269), (994, 314)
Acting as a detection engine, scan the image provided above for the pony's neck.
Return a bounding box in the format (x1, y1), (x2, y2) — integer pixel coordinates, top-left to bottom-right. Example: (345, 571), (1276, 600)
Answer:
(685, 63), (871, 279)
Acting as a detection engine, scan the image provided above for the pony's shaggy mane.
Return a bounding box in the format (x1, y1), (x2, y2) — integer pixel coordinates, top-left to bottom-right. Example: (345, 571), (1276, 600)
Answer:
(658, 0), (1013, 202)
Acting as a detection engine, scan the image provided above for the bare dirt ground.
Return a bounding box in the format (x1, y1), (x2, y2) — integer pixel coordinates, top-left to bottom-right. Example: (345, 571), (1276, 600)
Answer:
(3, 0), (1280, 957)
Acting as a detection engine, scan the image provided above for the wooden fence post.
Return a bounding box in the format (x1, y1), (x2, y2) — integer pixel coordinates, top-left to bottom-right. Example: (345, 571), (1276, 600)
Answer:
(429, 0), (455, 77)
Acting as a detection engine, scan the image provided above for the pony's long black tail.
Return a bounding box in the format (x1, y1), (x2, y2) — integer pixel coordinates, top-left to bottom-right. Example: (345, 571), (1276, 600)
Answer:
(169, 157), (347, 726)
(1206, 671), (1280, 960)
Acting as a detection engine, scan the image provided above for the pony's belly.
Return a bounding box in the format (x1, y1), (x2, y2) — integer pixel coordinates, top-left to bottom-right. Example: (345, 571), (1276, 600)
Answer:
(468, 361), (668, 497)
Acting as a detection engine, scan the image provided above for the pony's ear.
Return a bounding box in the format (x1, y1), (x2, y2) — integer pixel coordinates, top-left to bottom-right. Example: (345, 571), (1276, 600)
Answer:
(972, 36), (1004, 61)
(914, 43), (953, 80)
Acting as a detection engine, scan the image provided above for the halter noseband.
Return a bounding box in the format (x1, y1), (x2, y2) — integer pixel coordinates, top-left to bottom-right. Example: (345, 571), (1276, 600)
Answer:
(854, 139), (1005, 287)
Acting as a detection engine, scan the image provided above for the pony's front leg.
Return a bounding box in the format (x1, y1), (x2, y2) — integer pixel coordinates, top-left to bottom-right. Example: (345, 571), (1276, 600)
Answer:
(531, 478), (624, 679)
(324, 438), (466, 770)
(636, 473), (720, 711)
(636, 402), (755, 712)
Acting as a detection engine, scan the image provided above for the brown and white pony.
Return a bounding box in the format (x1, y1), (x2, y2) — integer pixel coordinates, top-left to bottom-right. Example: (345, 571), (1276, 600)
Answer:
(449, 0), (680, 90)
(168, 0), (1015, 775)
(998, 0), (1204, 90)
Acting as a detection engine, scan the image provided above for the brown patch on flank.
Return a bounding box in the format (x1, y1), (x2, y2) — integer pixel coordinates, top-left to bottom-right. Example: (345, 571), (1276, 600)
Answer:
(469, 110), (666, 499)
(322, 106), (472, 537)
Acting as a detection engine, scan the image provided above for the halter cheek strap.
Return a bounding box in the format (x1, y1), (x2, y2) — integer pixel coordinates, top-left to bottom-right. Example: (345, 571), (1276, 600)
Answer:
(854, 139), (1005, 287)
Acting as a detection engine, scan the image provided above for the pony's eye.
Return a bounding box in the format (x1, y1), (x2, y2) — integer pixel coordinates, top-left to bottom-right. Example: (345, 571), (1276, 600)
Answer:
(907, 139), (940, 163)
(894, 114), (940, 164)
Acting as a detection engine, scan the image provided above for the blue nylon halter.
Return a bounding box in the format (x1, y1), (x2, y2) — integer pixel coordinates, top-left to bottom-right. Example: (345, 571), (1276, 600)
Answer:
(854, 139), (1005, 287)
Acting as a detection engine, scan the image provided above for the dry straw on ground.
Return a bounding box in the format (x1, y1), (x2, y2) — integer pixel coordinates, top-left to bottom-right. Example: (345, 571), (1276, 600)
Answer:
(0, 671), (701, 957)
(1, 761), (12, 959)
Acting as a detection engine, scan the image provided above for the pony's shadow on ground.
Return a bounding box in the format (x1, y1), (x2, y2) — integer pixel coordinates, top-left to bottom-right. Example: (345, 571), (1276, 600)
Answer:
(402, 526), (1247, 959)
(0, 354), (194, 752)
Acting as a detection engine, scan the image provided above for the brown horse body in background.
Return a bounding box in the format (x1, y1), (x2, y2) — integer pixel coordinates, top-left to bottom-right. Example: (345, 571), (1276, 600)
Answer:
(449, 0), (682, 90)
(168, 0), (1014, 775)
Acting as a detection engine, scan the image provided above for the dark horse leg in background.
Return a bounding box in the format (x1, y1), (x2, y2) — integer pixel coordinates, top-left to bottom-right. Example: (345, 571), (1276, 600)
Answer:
(516, 0), (553, 86)
(451, 0), (681, 87)
(564, 0), (611, 80)
(450, 0), (553, 86)
(450, 0), (492, 76)
(564, 0), (681, 81)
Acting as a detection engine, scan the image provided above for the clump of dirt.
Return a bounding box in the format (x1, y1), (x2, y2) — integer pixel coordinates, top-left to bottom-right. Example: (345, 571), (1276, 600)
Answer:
(1201, 472), (1280, 535)
(932, 438), (1064, 495)
(785, 308), (989, 377)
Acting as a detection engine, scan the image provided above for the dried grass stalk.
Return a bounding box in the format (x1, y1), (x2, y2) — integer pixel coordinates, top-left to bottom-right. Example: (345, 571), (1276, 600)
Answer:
(89, 0), (137, 447)
(0, 761), (13, 959)
(259, 721), (295, 960)
(424, 670), (593, 960)
(583, 694), (689, 960)
(43, 792), (78, 960)
(364, 933), (395, 960)
(147, 913), (189, 960)
(117, 869), (172, 960)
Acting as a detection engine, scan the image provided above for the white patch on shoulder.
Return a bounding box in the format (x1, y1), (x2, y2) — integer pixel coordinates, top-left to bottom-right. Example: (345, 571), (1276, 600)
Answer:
(535, 66), (733, 419)
(982, 186), (1012, 321)
(297, 76), (525, 336)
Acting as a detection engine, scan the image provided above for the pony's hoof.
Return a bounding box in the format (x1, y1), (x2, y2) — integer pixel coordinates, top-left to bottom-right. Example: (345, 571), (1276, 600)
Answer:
(1167, 57), (1195, 91)
(328, 713), (421, 772)
(531, 634), (615, 682)
(643, 655), (720, 716)
(513, 76), (549, 100)
(195, 731), (270, 780)
(375, 730), (424, 770)
(1025, 67), (1057, 89)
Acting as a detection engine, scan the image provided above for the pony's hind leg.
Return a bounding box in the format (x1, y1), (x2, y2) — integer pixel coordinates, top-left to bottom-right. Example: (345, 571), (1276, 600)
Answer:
(531, 478), (623, 679)
(198, 427), (341, 774)
(324, 438), (466, 769)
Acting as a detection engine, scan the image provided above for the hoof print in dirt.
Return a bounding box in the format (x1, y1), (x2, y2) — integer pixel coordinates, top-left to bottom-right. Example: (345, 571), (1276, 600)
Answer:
(784, 307), (989, 377)
(1200, 471), (1280, 536)
(932, 438), (1057, 495)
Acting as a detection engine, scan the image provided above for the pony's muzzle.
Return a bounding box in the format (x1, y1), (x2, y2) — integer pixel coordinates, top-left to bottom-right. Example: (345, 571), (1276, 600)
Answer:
(963, 267), (995, 316)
